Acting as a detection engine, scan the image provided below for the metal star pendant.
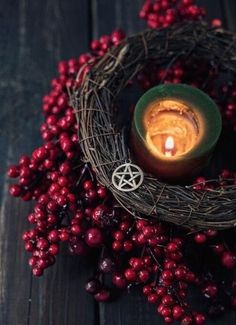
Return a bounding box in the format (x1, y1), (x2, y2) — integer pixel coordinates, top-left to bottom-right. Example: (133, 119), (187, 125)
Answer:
(112, 163), (144, 192)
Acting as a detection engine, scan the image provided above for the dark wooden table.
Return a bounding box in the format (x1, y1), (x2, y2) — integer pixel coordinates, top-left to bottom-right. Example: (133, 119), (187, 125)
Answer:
(1, 1), (236, 324)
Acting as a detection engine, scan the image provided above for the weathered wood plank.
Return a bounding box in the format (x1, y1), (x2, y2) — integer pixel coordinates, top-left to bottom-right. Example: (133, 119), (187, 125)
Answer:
(30, 255), (97, 325)
(197, 0), (223, 21)
(91, 0), (145, 39)
(0, 1), (40, 324)
(0, 1), (96, 325)
(221, 0), (236, 31)
(25, 1), (97, 325)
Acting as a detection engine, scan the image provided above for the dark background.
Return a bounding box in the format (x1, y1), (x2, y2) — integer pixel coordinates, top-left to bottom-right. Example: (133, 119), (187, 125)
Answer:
(1, 1), (236, 325)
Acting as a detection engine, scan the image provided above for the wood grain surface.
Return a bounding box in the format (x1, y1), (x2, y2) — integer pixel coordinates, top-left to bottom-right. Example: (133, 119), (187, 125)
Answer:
(0, 1), (235, 325)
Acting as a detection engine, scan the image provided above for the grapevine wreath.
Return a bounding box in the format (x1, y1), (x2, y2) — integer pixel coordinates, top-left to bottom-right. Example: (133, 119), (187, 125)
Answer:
(7, 1), (236, 324)
(73, 21), (236, 230)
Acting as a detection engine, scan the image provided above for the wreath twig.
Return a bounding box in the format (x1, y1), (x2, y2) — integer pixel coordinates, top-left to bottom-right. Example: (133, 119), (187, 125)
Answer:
(72, 22), (236, 230)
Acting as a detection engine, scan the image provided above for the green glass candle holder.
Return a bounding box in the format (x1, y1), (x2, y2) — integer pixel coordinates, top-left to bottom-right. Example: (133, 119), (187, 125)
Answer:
(131, 84), (222, 182)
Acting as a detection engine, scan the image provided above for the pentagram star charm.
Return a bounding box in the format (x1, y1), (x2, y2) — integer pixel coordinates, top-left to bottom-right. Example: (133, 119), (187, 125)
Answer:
(112, 163), (144, 192)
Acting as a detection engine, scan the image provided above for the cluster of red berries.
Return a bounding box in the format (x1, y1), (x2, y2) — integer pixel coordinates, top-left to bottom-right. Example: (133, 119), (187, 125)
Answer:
(85, 217), (236, 323)
(7, 1), (236, 324)
(90, 29), (125, 56)
(137, 62), (186, 90)
(139, 0), (206, 29)
(193, 169), (236, 191)
(219, 83), (236, 132)
(137, 58), (219, 90)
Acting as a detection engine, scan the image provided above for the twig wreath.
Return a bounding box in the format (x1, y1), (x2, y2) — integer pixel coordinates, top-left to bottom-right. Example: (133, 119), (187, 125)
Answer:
(73, 22), (236, 230)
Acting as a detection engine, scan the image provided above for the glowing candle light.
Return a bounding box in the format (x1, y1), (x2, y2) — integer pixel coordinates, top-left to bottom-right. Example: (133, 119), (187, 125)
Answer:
(164, 136), (175, 157)
(131, 84), (222, 182)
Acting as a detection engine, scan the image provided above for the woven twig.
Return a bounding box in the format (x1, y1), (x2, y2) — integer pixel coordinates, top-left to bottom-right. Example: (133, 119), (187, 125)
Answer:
(72, 22), (236, 230)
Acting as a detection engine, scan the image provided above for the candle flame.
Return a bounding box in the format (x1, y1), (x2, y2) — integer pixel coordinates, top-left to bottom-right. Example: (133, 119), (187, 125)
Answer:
(165, 136), (175, 150)
(164, 136), (175, 157)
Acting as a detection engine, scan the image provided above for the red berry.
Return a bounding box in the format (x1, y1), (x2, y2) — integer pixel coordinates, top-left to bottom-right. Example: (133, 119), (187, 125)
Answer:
(56, 195), (67, 206)
(211, 18), (222, 27)
(161, 270), (174, 283)
(28, 213), (36, 224)
(34, 147), (48, 161)
(143, 284), (153, 296)
(161, 307), (172, 317)
(185, 272), (195, 283)
(19, 155), (31, 166)
(205, 229), (217, 238)
(143, 226), (155, 238)
(37, 238), (49, 250)
(28, 256), (38, 267)
(85, 227), (103, 247)
(48, 230), (59, 242)
(7, 165), (20, 178)
(202, 283), (218, 298)
(221, 251), (236, 269)
(92, 205), (106, 225)
(232, 280), (236, 293)
(9, 184), (22, 197)
(22, 231), (30, 241)
(175, 267), (187, 280)
(71, 224), (82, 235)
(157, 303), (165, 314)
(94, 289), (110, 302)
(162, 294), (174, 306)
(111, 29), (125, 44)
(58, 61), (68, 74)
(167, 242), (178, 252)
(60, 230), (70, 242)
(231, 297), (236, 309)
(61, 139), (73, 152)
(97, 186), (107, 198)
(130, 257), (143, 270)
(113, 230), (125, 241)
(83, 180), (94, 191)
(147, 293), (158, 304)
(212, 244), (224, 255)
(137, 233), (147, 245)
(32, 267), (43, 277)
(59, 162), (72, 175)
(48, 244), (59, 255)
(90, 39), (100, 51)
(136, 219), (148, 231)
(164, 316), (174, 324)
(194, 233), (207, 244)
(173, 305), (184, 320)
(138, 270), (149, 282)
(124, 268), (137, 282)
(78, 53), (91, 65)
(25, 242), (34, 252)
(85, 278), (101, 294)
(112, 240), (122, 251)
(123, 240), (133, 252)
(69, 240), (87, 256)
(112, 273), (127, 289)
(194, 313), (205, 325)
(156, 286), (167, 297)
(181, 315), (193, 325)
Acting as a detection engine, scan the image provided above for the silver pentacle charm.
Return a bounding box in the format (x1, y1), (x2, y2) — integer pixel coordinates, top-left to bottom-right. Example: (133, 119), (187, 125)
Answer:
(112, 163), (144, 192)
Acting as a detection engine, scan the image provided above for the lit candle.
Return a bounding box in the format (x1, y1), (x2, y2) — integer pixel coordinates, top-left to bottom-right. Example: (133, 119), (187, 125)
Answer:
(164, 136), (175, 157)
(131, 84), (222, 182)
